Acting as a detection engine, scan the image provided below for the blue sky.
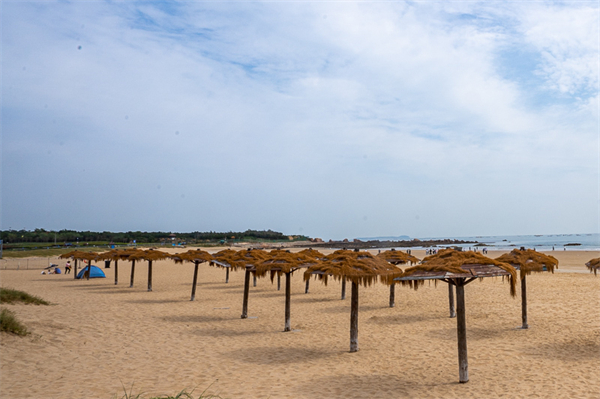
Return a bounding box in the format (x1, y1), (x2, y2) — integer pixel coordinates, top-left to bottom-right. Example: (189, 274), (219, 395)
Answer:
(1, 1), (598, 240)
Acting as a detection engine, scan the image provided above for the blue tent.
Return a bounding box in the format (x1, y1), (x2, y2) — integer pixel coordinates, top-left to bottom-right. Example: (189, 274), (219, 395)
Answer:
(76, 265), (106, 279)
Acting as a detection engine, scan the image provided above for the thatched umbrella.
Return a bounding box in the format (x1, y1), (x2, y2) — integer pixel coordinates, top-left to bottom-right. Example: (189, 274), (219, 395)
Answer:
(586, 257), (600, 275)
(496, 249), (558, 329)
(255, 250), (320, 331)
(211, 249), (269, 318)
(298, 248), (326, 293)
(95, 248), (139, 285)
(171, 249), (213, 301)
(127, 249), (171, 291)
(377, 249), (420, 308)
(59, 251), (99, 280)
(210, 249), (238, 283)
(395, 249), (517, 383)
(317, 249), (365, 300)
(59, 250), (92, 279)
(303, 250), (398, 352)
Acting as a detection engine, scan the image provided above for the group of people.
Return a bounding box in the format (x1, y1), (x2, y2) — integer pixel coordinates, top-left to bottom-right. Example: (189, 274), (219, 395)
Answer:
(40, 261), (72, 275)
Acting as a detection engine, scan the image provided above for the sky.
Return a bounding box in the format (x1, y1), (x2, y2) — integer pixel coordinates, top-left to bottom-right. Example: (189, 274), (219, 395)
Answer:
(1, 1), (599, 240)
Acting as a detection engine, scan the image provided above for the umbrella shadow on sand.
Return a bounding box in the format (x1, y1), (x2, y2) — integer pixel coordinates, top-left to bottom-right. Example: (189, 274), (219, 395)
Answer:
(191, 327), (264, 338)
(293, 295), (340, 304)
(367, 313), (442, 326)
(523, 334), (600, 361)
(288, 373), (455, 399)
(249, 290), (283, 298)
(161, 314), (231, 324)
(69, 284), (112, 289)
(224, 345), (337, 365)
(201, 284), (242, 290)
(318, 304), (388, 314)
(74, 287), (145, 294)
(126, 298), (182, 304)
(32, 278), (78, 284)
(426, 327), (514, 342)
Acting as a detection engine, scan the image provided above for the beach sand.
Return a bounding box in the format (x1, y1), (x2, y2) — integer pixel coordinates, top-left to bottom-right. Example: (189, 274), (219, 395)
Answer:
(1, 249), (599, 399)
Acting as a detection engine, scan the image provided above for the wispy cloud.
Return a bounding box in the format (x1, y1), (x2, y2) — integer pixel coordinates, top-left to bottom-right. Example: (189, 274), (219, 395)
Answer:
(1, 1), (598, 238)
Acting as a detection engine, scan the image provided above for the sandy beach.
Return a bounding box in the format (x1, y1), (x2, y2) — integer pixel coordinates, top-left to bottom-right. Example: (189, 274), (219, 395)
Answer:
(1, 248), (599, 399)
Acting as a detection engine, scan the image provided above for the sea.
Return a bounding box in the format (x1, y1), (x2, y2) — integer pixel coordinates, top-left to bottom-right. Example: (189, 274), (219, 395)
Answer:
(415, 233), (600, 251)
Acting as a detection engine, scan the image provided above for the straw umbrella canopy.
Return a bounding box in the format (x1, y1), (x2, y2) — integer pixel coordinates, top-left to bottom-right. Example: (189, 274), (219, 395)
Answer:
(377, 249), (420, 308)
(395, 249), (517, 383)
(210, 249), (239, 283)
(303, 250), (398, 352)
(59, 250), (99, 280)
(298, 248), (326, 258)
(127, 249), (171, 292)
(95, 248), (139, 285)
(298, 248), (326, 293)
(586, 257), (600, 275)
(496, 249), (559, 329)
(319, 249), (365, 300)
(59, 250), (93, 279)
(171, 249), (213, 301)
(211, 249), (269, 318)
(254, 250), (320, 332)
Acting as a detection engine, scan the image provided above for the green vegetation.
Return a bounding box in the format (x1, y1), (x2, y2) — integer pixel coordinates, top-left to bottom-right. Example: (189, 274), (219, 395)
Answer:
(0, 288), (51, 305)
(1, 228), (310, 255)
(0, 308), (29, 336)
(115, 383), (222, 399)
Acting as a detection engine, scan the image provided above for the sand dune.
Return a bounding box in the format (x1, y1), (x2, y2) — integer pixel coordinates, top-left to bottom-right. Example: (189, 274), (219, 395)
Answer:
(1, 249), (598, 399)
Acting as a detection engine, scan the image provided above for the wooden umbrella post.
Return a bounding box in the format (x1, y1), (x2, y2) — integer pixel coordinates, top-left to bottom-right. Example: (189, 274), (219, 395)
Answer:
(496, 248), (559, 330)
(455, 279), (469, 383)
(341, 276), (347, 300)
(114, 259), (119, 285)
(389, 283), (395, 308)
(191, 261), (199, 301)
(241, 267), (251, 319)
(86, 261), (92, 280)
(74, 259), (78, 279)
(284, 272), (291, 332)
(225, 267), (230, 283)
(147, 260), (153, 291)
(521, 274), (528, 329)
(350, 281), (359, 352)
(304, 278), (309, 294)
(253, 271), (257, 287)
(277, 273), (281, 291)
(129, 260), (136, 288)
(448, 284), (456, 318)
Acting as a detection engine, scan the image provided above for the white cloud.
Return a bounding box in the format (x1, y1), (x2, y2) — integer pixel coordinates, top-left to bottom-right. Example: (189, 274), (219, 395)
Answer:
(1, 1), (598, 238)
(520, 3), (598, 96)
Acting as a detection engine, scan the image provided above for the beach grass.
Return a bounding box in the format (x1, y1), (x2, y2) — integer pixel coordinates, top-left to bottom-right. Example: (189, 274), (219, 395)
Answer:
(0, 308), (30, 336)
(0, 287), (51, 305)
(115, 383), (222, 399)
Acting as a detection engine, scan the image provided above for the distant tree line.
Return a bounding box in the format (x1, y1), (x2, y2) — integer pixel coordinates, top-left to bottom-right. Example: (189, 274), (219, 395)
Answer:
(0, 228), (308, 244)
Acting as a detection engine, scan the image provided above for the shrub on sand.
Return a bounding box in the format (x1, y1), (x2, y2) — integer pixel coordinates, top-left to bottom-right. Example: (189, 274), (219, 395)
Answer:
(0, 308), (29, 336)
(0, 287), (50, 305)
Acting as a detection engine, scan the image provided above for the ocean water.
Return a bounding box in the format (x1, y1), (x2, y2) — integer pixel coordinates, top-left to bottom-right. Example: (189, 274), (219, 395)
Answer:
(418, 233), (600, 251)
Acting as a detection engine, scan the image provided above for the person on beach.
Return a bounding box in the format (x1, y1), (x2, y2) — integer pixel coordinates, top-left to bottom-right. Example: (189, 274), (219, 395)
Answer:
(65, 261), (72, 274)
